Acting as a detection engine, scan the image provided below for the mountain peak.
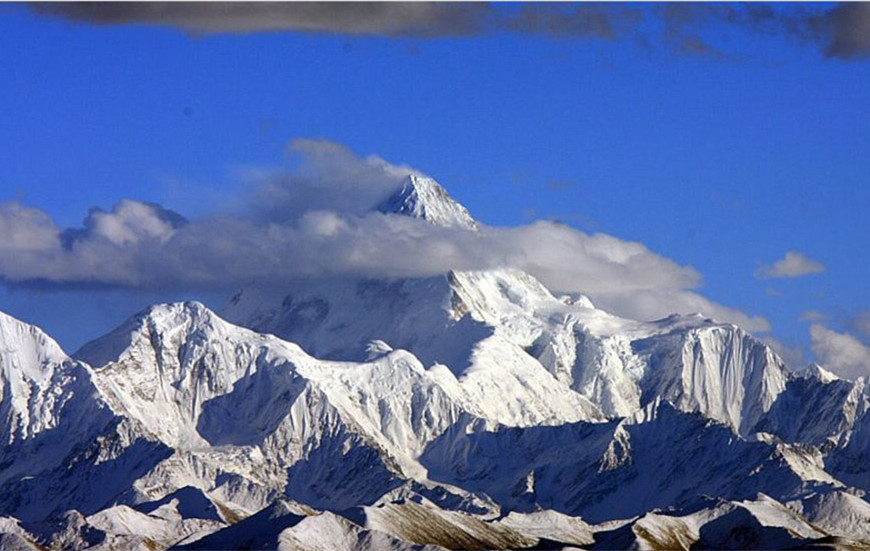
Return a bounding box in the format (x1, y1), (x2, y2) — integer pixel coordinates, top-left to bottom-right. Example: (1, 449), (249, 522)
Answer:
(800, 362), (841, 384)
(139, 300), (216, 327)
(376, 174), (479, 230)
(0, 310), (69, 373)
(75, 301), (226, 367)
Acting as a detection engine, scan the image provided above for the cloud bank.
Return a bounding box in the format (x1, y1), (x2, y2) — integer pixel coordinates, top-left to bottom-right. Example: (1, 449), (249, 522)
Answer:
(756, 251), (826, 279)
(26, 2), (870, 60)
(0, 139), (769, 332)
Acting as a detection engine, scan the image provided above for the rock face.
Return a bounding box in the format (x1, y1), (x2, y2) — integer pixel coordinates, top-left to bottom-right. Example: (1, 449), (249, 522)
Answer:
(3, 175), (870, 550)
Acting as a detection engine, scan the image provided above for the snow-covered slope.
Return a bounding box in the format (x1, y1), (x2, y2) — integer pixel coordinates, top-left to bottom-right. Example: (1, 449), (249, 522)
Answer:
(0, 312), (113, 489)
(4, 174), (870, 549)
(224, 267), (792, 437)
(421, 400), (842, 523)
(2, 294), (857, 548)
(592, 493), (829, 550)
(66, 300), (603, 515)
(754, 370), (866, 447)
(376, 174), (479, 231)
(630, 321), (789, 435)
(787, 490), (870, 541)
(75, 302), (464, 510)
(222, 272), (604, 428)
(223, 177), (795, 436)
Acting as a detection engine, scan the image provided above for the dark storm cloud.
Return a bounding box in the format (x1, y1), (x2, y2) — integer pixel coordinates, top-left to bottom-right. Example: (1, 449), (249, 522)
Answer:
(26, 2), (645, 39)
(822, 2), (870, 59)
(26, 2), (870, 60)
(26, 2), (642, 40)
(27, 2), (493, 36)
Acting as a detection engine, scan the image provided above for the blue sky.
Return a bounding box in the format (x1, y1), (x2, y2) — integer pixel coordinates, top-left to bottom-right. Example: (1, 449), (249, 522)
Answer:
(1, 3), (870, 375)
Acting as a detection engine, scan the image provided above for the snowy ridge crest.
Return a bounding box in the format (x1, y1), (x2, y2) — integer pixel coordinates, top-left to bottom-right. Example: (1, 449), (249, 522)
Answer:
(2, 280), (870, 549)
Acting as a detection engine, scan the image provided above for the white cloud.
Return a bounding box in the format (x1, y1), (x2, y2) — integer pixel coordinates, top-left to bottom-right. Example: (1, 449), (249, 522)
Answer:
(592, 289), (771, 333)
(86, 200), (180, 245)
(0, 202), (60, 253)
(810, 324), (870, 381)
(490, 222), (700, 296)
(248, 139), (422, 223)
(756, 251), (825, 279)
(0, 139), (770, 334)
(0, 202), (67, 283)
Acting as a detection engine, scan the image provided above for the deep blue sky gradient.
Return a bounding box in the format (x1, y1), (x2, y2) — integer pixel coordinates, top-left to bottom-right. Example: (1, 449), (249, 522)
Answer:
(1, 4), (869, 360)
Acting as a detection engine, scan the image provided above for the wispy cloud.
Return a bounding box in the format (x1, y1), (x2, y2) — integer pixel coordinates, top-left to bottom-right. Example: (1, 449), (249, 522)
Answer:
(810, 324), (870, 380)
(25, 2), (870, 61)
(0, 138), (769, 333)
(800, 310), (828, 322)
(249, 139), (422, 222)
(657, 3), (818, 59)
(756, 251), (826, 279)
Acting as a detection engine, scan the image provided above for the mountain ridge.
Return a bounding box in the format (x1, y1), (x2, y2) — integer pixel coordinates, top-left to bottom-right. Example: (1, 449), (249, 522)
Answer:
(1, 174), (869, 550)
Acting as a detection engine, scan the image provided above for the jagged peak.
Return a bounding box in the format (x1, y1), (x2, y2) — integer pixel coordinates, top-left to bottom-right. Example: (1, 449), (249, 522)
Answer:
(376, 174), (480, 230)
(135, 300), (218, 328)
(798, 362), (841, 384)
(652, 312), (718, 329)
(0, 309), (70, 374)
(365, 339), (394, 360)
(75, 301), (248, 368)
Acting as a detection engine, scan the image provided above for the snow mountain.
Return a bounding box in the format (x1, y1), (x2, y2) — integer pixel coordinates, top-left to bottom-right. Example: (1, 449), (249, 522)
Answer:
(2, 174), (870, 549)
(376, 174), (480, 231)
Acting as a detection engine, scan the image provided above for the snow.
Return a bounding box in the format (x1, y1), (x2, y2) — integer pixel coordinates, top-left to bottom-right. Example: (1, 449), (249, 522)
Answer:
(376, 174), (479, 231)
(3, 175), (870, 549)
(86, 503), (223, 548)
(801, 362), (842, 384)
(356, 498), (536, 549)
(224, 265), (794, 437)
(0, 313), (114, 491)
(493, 510), (593, 546)
(790, 490), (870, 540)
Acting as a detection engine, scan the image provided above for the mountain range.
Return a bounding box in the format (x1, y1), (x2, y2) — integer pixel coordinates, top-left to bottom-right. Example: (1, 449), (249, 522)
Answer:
(2, 174), (870, 550)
